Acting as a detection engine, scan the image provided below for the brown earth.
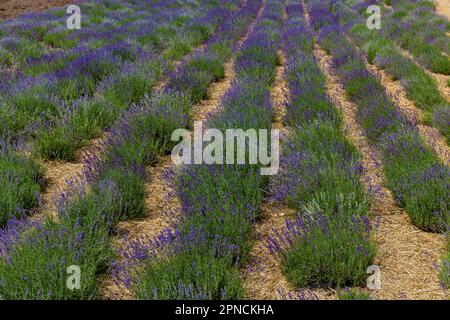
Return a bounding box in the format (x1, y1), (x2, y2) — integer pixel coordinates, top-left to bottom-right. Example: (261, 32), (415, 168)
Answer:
(434, 0), (450, 21)
(0, 0), (74, 19)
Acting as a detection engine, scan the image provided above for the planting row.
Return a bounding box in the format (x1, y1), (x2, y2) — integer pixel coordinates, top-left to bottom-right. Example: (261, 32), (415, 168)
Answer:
(380, 0), (449, 290)
(267, 0), (375, 289)
(114, 0), (285, 299)
(0, 0), (237, 227)
(380, 0), (450, 75)
(0, 0), (230, 156)
(306, 0), (449, 232)
(0, 0), (258, 299)
(341, 1), (449, 142)
(34, 4), (230, 161)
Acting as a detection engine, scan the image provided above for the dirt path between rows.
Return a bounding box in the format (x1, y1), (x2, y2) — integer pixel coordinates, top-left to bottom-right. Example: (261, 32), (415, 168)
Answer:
(313, 42), (447, 300)
(434, 0), (450, 21)
(0, 0), (73, 19)
(36, 134), (107, 221)
(100, 5), (265, 300)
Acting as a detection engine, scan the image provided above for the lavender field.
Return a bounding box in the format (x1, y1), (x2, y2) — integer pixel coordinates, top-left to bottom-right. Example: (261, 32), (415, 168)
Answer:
(0, 0), (448, 302)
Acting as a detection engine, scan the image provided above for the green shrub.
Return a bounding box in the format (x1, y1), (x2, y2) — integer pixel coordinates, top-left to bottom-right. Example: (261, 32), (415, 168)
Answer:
(0, 155), (44, 226)
(0, 216), (111, 299)
(282, 209), (376, 287)
(0, 48), (13, 67)
(43, 30), (79, 49)
(337, 288), (371, 300)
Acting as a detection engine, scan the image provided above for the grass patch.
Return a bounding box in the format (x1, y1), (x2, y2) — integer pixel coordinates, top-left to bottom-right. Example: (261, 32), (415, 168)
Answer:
(0, 154), (44, 226)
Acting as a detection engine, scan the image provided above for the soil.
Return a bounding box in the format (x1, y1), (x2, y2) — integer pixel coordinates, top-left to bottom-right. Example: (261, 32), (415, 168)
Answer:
(434, 0), (450, 20)
(0, 0), (74, 19)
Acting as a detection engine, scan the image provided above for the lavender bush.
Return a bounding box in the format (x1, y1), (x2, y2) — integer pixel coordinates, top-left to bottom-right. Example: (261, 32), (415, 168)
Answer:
(268, 0), (375, 288)
(117, 0), (285, 299)
(309, 0), (449, 232)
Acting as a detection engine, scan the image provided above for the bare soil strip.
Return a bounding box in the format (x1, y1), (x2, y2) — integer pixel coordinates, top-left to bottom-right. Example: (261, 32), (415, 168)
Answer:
(434, 0), (450, 21)
(313, 44), (447, 300)
(36, 133), (108, 220)
(101, 6), (265, 300)
(351, 41), (450, 165)
(0, 0), (73, 19)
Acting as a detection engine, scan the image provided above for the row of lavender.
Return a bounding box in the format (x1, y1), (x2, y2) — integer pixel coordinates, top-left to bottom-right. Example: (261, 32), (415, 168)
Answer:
(380, 0), (450, 75)
(342, 0), (449, 142)
(0, 0), (232, 227)
(306, 0), (449, 288)
(113, 0), (285, 299)
(306, 0), (448, 233)
(267, 0), (375, 289)
(0, 0), (222, 157)
(374, 0), (450, 289)
(0, 0), (256, 299)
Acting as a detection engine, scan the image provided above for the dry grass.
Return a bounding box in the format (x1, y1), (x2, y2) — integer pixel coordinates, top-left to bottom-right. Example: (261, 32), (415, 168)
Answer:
(36, 133), (108, 220)
(434, 0), (450, 21)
